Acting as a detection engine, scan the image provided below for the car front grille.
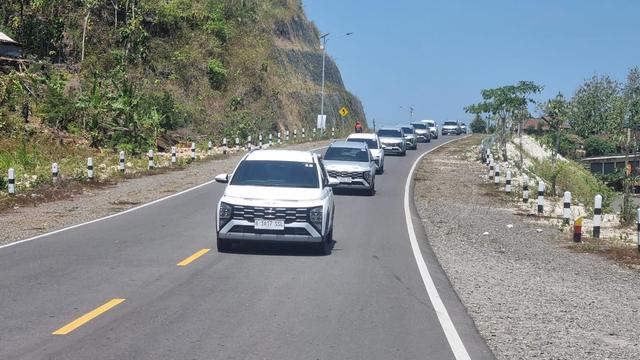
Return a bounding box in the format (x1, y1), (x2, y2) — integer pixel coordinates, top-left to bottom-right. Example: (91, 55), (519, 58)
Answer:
(232, 205), (307, 223)
(327, 170), (365, 179)
(228, 225), (311, 236)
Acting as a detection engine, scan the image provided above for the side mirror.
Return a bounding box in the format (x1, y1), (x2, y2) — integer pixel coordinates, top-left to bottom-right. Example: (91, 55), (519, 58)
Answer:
(327, 178), (340, 187)
(214, 173), (229, 183)
(317, 153), (323, 160)
(381, 144), (387, 149)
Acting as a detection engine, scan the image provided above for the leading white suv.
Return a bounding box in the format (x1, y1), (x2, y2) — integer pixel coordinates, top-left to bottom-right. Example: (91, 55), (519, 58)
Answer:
(346, 133), (385, 173)
(214, 150), (337, 254)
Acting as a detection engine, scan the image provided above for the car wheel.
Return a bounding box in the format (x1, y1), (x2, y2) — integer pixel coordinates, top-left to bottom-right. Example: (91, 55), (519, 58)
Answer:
(317, 228), (333, 255)
(401, 150), (407, 156)
(217, 237), (232, 252)
(368, 179), (376, 196)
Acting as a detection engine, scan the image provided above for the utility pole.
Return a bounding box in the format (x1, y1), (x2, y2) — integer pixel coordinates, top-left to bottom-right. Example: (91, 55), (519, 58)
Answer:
(410, 106), (414, 122)
(373, 118), (376, 132)
(320, 33), (329, 128)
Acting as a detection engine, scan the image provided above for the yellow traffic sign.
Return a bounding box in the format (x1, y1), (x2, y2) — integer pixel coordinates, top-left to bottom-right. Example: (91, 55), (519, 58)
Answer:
(339, 107), (349, 117)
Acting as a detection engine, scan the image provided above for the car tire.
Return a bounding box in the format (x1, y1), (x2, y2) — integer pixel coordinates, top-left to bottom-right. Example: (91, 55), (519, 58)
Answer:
(368, 178), (376, 196)
(317, 228), (333, 255)
(217, 237), (232, 252)
(401, 150), (407, 156)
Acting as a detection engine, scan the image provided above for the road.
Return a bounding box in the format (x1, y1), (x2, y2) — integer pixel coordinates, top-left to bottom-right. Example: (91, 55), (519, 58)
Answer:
(0, 136), (494, 360)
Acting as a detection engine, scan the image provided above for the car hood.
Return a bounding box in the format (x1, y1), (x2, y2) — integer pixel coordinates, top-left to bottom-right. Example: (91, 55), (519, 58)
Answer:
(323, 160), (371, 172)
(379, 137), (404, 143)
(223, 185), (323, 202)
(442, 125), (458, 129)
(404, 134), (417, 138)
(414, 129), (428, 134)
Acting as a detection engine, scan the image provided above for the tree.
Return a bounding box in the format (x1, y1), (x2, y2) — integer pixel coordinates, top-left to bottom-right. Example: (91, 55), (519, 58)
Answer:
(570, 75), (621, 138)
(539, 93), (570, 195)
(470, 113), (486, 133)
(464, 81), (543, 162)
(619, 67), (640, 223)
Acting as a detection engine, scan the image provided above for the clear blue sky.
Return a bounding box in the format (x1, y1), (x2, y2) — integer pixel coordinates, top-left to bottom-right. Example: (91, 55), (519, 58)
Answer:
(303, 0), (640, 127)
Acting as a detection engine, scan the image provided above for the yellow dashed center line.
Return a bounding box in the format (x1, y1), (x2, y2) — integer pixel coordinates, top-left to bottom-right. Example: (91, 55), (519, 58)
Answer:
(177, 248), (211, 266)
(52, 298), (125, 335)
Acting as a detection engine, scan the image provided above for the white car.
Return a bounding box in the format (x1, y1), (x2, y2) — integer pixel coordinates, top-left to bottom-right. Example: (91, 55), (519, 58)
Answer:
(346, 133), (385, 173)
(214, 150), (337, 254)
(422, 120), (439, 139)
(322, 141), (377, 195)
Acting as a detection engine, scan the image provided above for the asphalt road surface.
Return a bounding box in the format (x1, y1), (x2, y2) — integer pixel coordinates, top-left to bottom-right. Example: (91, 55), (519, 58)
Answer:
(0, 136), (494, 360)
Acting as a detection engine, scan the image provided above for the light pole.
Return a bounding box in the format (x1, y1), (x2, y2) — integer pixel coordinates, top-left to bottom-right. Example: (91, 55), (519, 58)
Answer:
(400, 105), (415, 122)
(320, 32), (352, 133)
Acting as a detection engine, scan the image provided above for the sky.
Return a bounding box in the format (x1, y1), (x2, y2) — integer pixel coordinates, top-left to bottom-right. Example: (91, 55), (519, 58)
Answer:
(303, 0), (640, 127)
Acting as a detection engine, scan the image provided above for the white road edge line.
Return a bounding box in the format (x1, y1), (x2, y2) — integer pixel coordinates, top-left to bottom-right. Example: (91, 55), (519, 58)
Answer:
(0, 145), (329, 251)
(404, 136), (472, 360)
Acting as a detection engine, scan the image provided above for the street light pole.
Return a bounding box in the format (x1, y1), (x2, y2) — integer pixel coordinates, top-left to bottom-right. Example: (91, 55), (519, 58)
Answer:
(320, 33), (329, 131)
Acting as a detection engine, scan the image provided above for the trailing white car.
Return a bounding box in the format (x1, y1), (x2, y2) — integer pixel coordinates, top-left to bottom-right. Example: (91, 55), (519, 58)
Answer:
(214, 150), (336, 254)
(322, 141), (377, 195)
(346, 132), (385, 174)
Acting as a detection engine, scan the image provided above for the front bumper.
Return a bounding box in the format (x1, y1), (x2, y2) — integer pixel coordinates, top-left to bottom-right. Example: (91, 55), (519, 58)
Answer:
(442, 129), (458, 135)
(218, 219), (322, 243)
(414, 132), (429, 142)
(334, 178), (372, 190)
(381, 143), (404, 153)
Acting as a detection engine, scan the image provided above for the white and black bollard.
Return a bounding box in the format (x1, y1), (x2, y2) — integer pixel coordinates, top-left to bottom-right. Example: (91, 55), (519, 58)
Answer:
(636, 208), (640, 251)
(522, 174), (529, 203)
(278, 132), (282, 144)
(8, 168), (15, 195)
(486, 152), (492, 166)
(148, 150), (154, 170)
(286, 130), (290, 143)
(223, 138), (228, 154)
(191, 142), (196, 160)
(537, 180), (545, 215)
(313, 128), (317, 138)
(52, 163), (59, 183)
(593, 194), (602, 239)
(494, 164), (500, 185)
(87, 157), (94, 180)
(294, 129), (297, 140)
(332, 127), (335, 138)
(247, 135), (252, 150)
(235, 137), (240, 151)
(171, 146), (177, 164)
(208, 141), (212, 156)
(119, 151), (126, 172)
(269, 133), (273, 146)
(489, 159), (494, 180)
(259, 134), (263, 148)
(302, 128), (305, 139)
(505, 170), (512, 193)
(563, 191), (572, 225)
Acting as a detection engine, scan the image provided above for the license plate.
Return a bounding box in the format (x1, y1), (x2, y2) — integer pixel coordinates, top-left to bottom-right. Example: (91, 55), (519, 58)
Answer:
(337, 177), (352, 183)
(254, 219), (285, 230)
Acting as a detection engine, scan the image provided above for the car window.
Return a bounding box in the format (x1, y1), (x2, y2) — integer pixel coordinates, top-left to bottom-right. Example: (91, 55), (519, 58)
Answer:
(324, 147), (370, 162)
(401, 127), (414, 134)
(377, 129), (402, 137)
(444, 121), (458, 126)
(230, 160), (319, 188)
(347, 138), (379, 149)
(411, 123), (427, 129)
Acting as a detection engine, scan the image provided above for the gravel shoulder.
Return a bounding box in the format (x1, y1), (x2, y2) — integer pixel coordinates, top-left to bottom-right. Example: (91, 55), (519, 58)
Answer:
(0, 141), (330, 246)
(414, 135), (640, 360)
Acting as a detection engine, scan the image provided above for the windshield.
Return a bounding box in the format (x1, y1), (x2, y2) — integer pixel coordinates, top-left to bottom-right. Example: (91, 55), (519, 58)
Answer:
(324, 147), (370, 162)
(444, 121), (458, 126)
(401, 127), (414, 134)
(411, 123), (427, 129)
(425, 121), (435, 127)
(347, 138), (379, 149)
(377, 129), (402, 137)
(230, 160), (319, 188)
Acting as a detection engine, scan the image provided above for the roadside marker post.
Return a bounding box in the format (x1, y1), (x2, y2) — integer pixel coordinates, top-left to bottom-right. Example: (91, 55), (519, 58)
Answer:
(313, 128), (316, 138)
(593, 194), (602, 239)
(208, 141), (212, 156)
(486, 152), (492, 166)
(119, 151), (125, 173)
(235, 137), (239, 151)
(537, 180), (545, 215)
(8, 168), (15, 195)
(488, 159), (494, 180)
(637, 208), (640, 252)
(269, 133), (273, 146)
(52, 163), (59, 183)
(294, 129), (297, 141)
(171, 146), (177, 164)
(563, 191), (572, 225)
(148, 150), (154, 170)
(332, 127), (335, 138)
(302, 128), (305, 139)
(87, 157), (94, 181)
(247, 136), (252, 150)
(278, 132), (282, 144)
(286, 130), (290, 143)
(259, 134), (263, 148)
(191, 142), (196, 160)
(574, 216), (583, 242)
(494, 164), (500, 185)
(505, 170), (512, 193)
(522, 174), (529, 203)
(223, 138), (228, 154)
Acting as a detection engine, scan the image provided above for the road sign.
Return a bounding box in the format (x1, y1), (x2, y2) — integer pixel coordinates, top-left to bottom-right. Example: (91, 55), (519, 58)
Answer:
(317, 114), (327, 129)
(339, 107), (349, 117)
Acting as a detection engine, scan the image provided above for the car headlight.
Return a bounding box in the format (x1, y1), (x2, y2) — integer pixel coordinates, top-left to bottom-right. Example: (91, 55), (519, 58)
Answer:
(218, 202), (232, 227)
(309, 206), (323, 232)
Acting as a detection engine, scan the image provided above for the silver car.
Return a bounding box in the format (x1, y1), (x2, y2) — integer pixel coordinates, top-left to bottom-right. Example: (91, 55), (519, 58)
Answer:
(346, 133), (385, 174)
(377, 127), (407, 156)
(400, 125), (418, 150)
(323, 141), (377, 195)
(410, 122), (431, 143)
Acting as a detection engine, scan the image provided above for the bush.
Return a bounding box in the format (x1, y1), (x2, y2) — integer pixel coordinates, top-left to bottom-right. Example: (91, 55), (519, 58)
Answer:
(470, 116), (486, 133)
(540, 132), (577, 157)
(585, 136), (617, 157)
(207, 59), (228, 90)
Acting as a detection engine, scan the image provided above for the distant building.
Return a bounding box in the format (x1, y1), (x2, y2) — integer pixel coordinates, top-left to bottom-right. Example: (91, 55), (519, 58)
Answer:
(523, 117), (571, 133)
(0, 32), (23, 59)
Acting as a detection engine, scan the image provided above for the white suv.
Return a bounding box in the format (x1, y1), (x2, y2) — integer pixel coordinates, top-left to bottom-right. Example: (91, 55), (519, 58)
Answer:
(214, 150), (337, 254)
(345, 133), (385, 173)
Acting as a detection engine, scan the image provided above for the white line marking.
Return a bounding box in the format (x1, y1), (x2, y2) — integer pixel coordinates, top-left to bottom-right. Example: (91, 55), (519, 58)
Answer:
(0, 145), (329, 251)
(404, 136), (472, 360)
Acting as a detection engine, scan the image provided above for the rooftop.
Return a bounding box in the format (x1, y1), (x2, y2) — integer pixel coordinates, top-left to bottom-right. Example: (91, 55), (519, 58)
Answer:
(245, 149), (315, 163)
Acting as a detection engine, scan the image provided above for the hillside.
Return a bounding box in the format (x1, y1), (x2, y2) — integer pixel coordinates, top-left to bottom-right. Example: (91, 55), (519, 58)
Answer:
(0, 0), (365, 153)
